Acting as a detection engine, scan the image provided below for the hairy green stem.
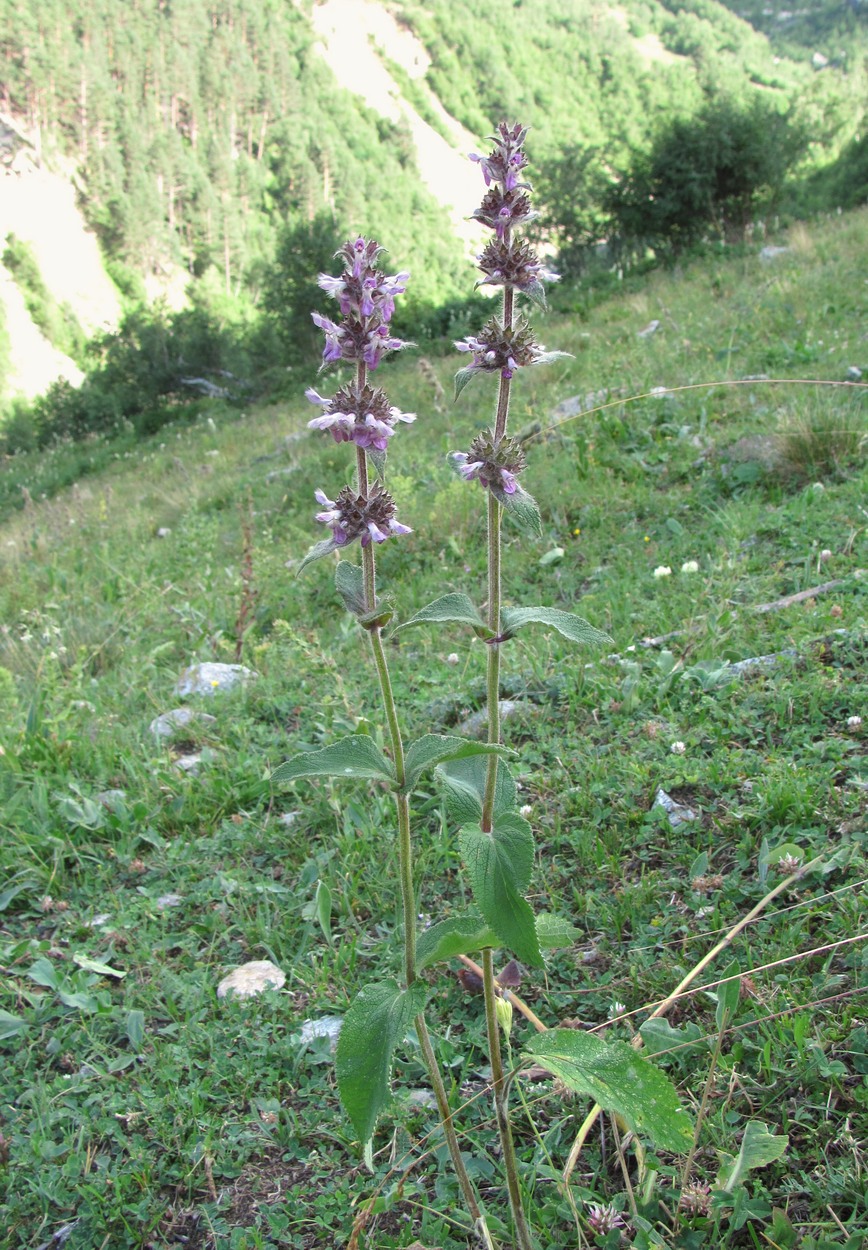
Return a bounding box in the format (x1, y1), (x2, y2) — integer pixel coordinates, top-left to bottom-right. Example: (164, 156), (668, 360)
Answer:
(355, 378), (488, 1240)
(483, 948), (535, 1250)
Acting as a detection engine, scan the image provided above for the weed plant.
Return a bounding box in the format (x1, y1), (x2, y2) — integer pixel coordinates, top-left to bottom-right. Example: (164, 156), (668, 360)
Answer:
(0, 170), (865, 1247)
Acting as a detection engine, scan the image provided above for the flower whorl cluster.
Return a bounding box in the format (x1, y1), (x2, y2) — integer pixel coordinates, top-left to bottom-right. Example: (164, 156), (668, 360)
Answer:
(455, 316), (547, 382)
(315, 482), (411, 549)
(306, 382), (415, 451)
(450, 431), (527, 496)
(311, 237), (410, 371)
(305, 237), (413, 557)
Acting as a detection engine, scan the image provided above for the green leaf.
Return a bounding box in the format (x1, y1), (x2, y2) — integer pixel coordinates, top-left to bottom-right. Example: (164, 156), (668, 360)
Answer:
(57, 989), (98, 1012)
(336, 980), (429, 1146)
(500, 606), (613, 648)
(454, 366), (479, 400)
(0, 879), (33, 911)
(271, 735), (396, 786)
(334, 561), (366, 617)
(535, 913), (581, 950)
(717, 1120), (789, 1192)
(125, 1009), (145, 1050)
(539, 547), (565, 566)
(416, 912), (499, 970)
(396, 593), (492, 639)
(639, 1017), (705, 1060)
(460, 814), (542, 966)
(72, 952), (126, 979)
(403, 734), (511, 793)
(492, 483), (542, 538)
(524, 1030), (694, 1153)
(314, 879), (333, 945)
(26, 957), (58, 990)
(437, 754), (517, 826)
(715, 960), (741, 1031)
(0, 1008), (29, 1041)
(297, 537), (338, 575)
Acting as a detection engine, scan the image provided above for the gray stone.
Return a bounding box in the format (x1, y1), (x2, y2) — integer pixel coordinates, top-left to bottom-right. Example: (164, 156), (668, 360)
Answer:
(157, 893), (184, 909)
(654, 788), (698, 830)
(174, 752), (203, 774)
(846, 365), (863, 381)
(729, 649), (797, 676)
(175, 662), (257, 697)
(457, 699), (522, 739)
(759, 246), (792, 261)
(297, 1015), (343, 1048)
(637, 319), (660, 338)
(150, 706), (217, 739)
(218, 959), (287, 1000)
(96, 789), (126, 809)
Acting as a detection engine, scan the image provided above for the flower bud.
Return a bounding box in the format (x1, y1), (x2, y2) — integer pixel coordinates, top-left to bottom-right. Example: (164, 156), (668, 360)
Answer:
(495, 994), (513, 1036)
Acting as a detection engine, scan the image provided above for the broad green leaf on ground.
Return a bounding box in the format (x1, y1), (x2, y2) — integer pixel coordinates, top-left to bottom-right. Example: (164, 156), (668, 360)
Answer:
(416, 912), (499, 970)
(0, 1009), (28, 1041)
(535, 913), (581, 949)
(639, 1017), (706, 1060)
(524, 1029), (694, 1153)
(334, 561), (366, 617)
(335, 980), (428, 1147)
(717, 1120), (789, 1192)
(459, 813), (542, 966)
(437, 754), (517, 826)
(500, 606), (613, 648)
(73, 952), (126, 978)
(403, 734), (511, 793)
(492, 483), (542, 538)
(395, 593), (492, 639)
(271, 735), (396, 786)
(125, 1010), (145, 1050)
(26, 958), (58, 989)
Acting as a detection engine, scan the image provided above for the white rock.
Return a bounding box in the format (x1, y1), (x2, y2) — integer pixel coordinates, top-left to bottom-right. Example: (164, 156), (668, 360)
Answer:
(174, 753), (202, 774)
(175, 663), (257, 697)
(150, 707), (217, 738)
(759, 245), (792, 261)
(217, 959), (286, 1000)
(654, 788), (698, 829)
(458, 700), (522, 739)
(297, 1015), (343, 1048)
(637, 319), (661, 338)
(156, 527), (172, 539)
(846, 366), (863, 381)
(156, 893), (184, 909)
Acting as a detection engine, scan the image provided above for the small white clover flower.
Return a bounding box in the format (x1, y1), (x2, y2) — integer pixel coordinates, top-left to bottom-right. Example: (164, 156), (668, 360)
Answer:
(681, 559), (700, 573)
(607, 1001), (627, 1020)
(653, 565), (672, 579)
(519, 804), (533, 817)
(671, 740), (686, 755)
(446, 653), (460, 665)
(820, 548), (833, 561)
(847, 715), (863, 730)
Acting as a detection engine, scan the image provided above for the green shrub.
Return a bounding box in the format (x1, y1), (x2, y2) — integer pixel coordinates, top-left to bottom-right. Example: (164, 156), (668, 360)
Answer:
(2, 233), (87, 364)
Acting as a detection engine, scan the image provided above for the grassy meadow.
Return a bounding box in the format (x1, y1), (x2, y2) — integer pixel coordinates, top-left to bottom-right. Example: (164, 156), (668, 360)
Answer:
(0, 209), (866, 1249)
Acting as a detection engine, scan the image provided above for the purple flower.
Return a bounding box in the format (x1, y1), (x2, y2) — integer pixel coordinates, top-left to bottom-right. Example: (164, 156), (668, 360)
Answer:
(305, 384), (415, 451)
(449, 431), (526, 496)
(455, 316), (545, 380)
(313, 483), (412, 550)
(469, 122), (530, 192)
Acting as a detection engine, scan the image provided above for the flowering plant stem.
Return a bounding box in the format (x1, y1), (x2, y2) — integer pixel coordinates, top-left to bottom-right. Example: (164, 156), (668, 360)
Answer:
(354, 419), (490, 1242)
(479, 289), (535, 1250)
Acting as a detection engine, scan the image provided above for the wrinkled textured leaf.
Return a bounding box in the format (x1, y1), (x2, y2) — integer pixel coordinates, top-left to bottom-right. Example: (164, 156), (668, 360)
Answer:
(396, 593), (490, 638)
(336, 980), (428, 1145)
(525, 1030), (694, 1153)
(500, 606), (613, 648)
(437, 754), (517, 826)
(297, 536), (338, 575)
(454, 366), (479, 401)
(459, 814), (542, 966)
(718, 1121), (789, 1192)
(416, 913), (499, 970)
(535, 913), (581, 949)
(271, 735), (396, 786)
(403, 735), (511, 793)
(492, 483), (542, 538)
(334, 561), (367, 617)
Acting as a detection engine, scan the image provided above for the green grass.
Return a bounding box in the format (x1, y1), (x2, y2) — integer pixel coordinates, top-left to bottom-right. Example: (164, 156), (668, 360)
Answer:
(0, 209), (866, 1249)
